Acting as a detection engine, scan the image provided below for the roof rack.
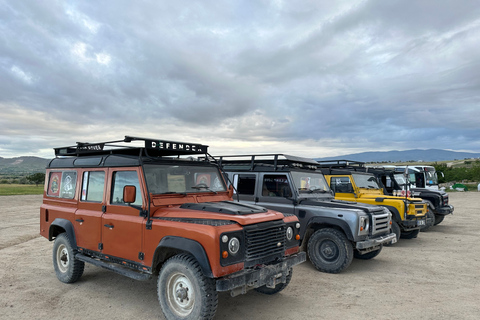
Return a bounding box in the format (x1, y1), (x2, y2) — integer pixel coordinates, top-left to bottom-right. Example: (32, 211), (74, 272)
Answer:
(316, 160), (366, 169)
(214, 154), (319, 171)
(54, 135), (209, 157)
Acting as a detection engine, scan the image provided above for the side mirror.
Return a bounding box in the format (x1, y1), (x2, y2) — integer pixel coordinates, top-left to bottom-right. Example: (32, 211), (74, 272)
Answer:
(123, 185), (136, 204)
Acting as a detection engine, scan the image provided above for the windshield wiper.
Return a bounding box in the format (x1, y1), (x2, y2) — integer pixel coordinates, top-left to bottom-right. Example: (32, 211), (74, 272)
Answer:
(159, 192), (187, 196)
(191, 184), (218, 194)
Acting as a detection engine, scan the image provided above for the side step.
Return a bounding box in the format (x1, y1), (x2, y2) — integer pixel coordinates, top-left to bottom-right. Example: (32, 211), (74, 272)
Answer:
(76, 254), (152, 281)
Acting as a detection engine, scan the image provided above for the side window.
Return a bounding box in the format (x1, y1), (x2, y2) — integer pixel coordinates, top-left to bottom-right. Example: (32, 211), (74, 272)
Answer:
(47, 171), (77, 199)
(233, 174), (256, 195)
(262, 175), (292, 197)
(330, 177), (353, 193)
(81, 171), (105, 202)
(111, 171), (142, 206)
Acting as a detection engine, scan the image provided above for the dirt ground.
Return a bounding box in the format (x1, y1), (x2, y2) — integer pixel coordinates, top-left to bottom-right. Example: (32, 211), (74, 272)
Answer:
(1, 193), (479, 320)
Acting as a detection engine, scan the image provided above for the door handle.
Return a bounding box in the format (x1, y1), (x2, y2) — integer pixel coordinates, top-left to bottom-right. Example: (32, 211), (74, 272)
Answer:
(75, 219), (84, 223)
(104, 224), (114, 229)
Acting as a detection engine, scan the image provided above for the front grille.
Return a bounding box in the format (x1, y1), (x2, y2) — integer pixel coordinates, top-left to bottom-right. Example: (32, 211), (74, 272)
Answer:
(371, 209), (390, 235)
(415, 204), (425, 215)
(244, 220), (285, 267)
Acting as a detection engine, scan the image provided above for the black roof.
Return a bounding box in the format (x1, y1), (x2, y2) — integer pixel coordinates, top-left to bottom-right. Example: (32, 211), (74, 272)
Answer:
(215, 154), (319, 171)
(317, 160), (375, 175)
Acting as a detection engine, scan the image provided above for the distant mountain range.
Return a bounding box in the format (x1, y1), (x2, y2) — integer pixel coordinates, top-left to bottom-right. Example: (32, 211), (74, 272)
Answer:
(315, 149), (480, 163)
(0, 156), (50, 176)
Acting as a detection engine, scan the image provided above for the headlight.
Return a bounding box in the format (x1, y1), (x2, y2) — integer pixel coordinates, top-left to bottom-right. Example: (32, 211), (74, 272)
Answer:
(286, 227), (293, 241)
(360, 216), (369, 232)
(228, 237), (240, 255)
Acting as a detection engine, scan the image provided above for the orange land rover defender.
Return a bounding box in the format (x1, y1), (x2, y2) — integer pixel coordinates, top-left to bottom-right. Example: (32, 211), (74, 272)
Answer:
(40, 136), (305, 320)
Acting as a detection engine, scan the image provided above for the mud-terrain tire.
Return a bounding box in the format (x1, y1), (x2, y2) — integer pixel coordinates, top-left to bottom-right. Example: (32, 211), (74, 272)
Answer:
(400, 228), (420, 239)
(254, 268), (292, 295)
(434, 215), (445, 226)
(307, 228), (353, 274)
(52, 233), (84, 283)
(354, 245), (383, 260)
(158, 254), (218, 320)
(385, 220), (401, 246)
(421, 210), (435, 232)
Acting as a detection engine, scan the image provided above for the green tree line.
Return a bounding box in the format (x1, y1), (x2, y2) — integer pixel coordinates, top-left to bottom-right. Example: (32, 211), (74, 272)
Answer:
(434, 162), (480, 183)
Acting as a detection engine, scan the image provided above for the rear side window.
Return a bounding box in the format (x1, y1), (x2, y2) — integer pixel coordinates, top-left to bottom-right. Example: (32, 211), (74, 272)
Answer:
(233, 174), (256, 195)
(81, 171), (105, 202)
(47, 171), (77, 199)
(111, 171), (142, 206)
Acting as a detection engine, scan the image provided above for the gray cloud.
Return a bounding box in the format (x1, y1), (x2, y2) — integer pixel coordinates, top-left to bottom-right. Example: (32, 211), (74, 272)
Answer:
(1, 0), (480, 158)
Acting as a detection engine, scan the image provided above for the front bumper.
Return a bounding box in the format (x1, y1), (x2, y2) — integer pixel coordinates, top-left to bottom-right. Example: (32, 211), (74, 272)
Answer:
(402, 216), (426, 230)
(437, 204), (454, 215)
(356, 232), (397, 250)
(216, 252), (306, 295)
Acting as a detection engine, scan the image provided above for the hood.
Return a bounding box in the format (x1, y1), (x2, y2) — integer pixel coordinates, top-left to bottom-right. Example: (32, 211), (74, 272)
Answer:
(301, 198), (385, 214)
(151, 201), (286, 226)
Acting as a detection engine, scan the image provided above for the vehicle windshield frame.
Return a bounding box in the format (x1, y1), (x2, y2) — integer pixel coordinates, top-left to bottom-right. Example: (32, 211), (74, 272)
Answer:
(143, 163), (227, 195)
(351, 173), (381, 189)
(290, 170), (331, 197)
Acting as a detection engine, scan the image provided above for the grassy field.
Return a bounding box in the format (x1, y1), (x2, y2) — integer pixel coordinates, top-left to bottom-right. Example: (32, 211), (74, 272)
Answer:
(0, 184), (44, 196)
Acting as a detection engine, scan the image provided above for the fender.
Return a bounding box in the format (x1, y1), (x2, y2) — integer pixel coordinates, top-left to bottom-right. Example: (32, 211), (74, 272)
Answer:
(307, 216), (354, 241)
(49, 218), (77, 249)
(380, 205), (401, 222)
(423, 199), (435, 210)
(154, 236), (213, 278)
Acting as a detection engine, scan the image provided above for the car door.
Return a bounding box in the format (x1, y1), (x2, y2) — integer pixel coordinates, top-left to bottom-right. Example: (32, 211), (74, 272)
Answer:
(101, 168), (145, 262)
(255, 173), (295, 215)
(74, 169), (106, 251)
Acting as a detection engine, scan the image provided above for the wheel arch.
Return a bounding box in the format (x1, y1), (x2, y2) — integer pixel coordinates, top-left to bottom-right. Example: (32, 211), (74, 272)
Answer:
(49, 218), (77, 249)
(153, 236), (213, 278)
(381, 205), (401, 222)
(302, 217), (354, 250)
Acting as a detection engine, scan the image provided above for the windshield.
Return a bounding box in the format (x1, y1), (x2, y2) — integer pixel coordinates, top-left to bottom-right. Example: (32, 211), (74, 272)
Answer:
(290, 171), (330, 195)
(352, 173), (381, 189)
(394, 173), (408, 189)
(144, 164), (226, 194)
(425, 171), (438, 186)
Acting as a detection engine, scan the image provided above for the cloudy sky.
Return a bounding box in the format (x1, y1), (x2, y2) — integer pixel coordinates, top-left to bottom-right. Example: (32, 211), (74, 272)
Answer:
(1, 0), (480, 159)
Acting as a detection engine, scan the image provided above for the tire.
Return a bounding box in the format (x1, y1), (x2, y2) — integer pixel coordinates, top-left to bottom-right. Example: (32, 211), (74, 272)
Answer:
(385, 220), (400, 246)
(434, 215), (445, 226)
(354, 245), (382, 260)
(420, 210), (435, 232)
(254, 268), (292, 295)
(52, 233), (84, 283)
(307, 228), (353, 274)
(158, 254), (218, 320)
(400, 228), (420, 239)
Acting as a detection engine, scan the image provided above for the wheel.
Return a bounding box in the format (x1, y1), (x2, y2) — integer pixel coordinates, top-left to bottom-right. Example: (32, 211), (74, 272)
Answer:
(400, 228), (420, 239)
(434, 215), (445, 226)
(385, 220), (400, 246)
(354, 245), (382, 260)
(307, 228), (353, 274)
(420, 210), (435, 232)
(158, 254), (218, 320)
(254, 268), (292, 295)
(52, 233), (84, 283)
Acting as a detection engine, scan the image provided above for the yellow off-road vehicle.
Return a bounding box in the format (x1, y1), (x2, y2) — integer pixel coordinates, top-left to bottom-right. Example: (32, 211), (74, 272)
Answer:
(318, 160), (427, 242)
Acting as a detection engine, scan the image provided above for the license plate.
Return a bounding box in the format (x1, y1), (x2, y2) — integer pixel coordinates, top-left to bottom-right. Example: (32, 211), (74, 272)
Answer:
(418, 220), (426, 226)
